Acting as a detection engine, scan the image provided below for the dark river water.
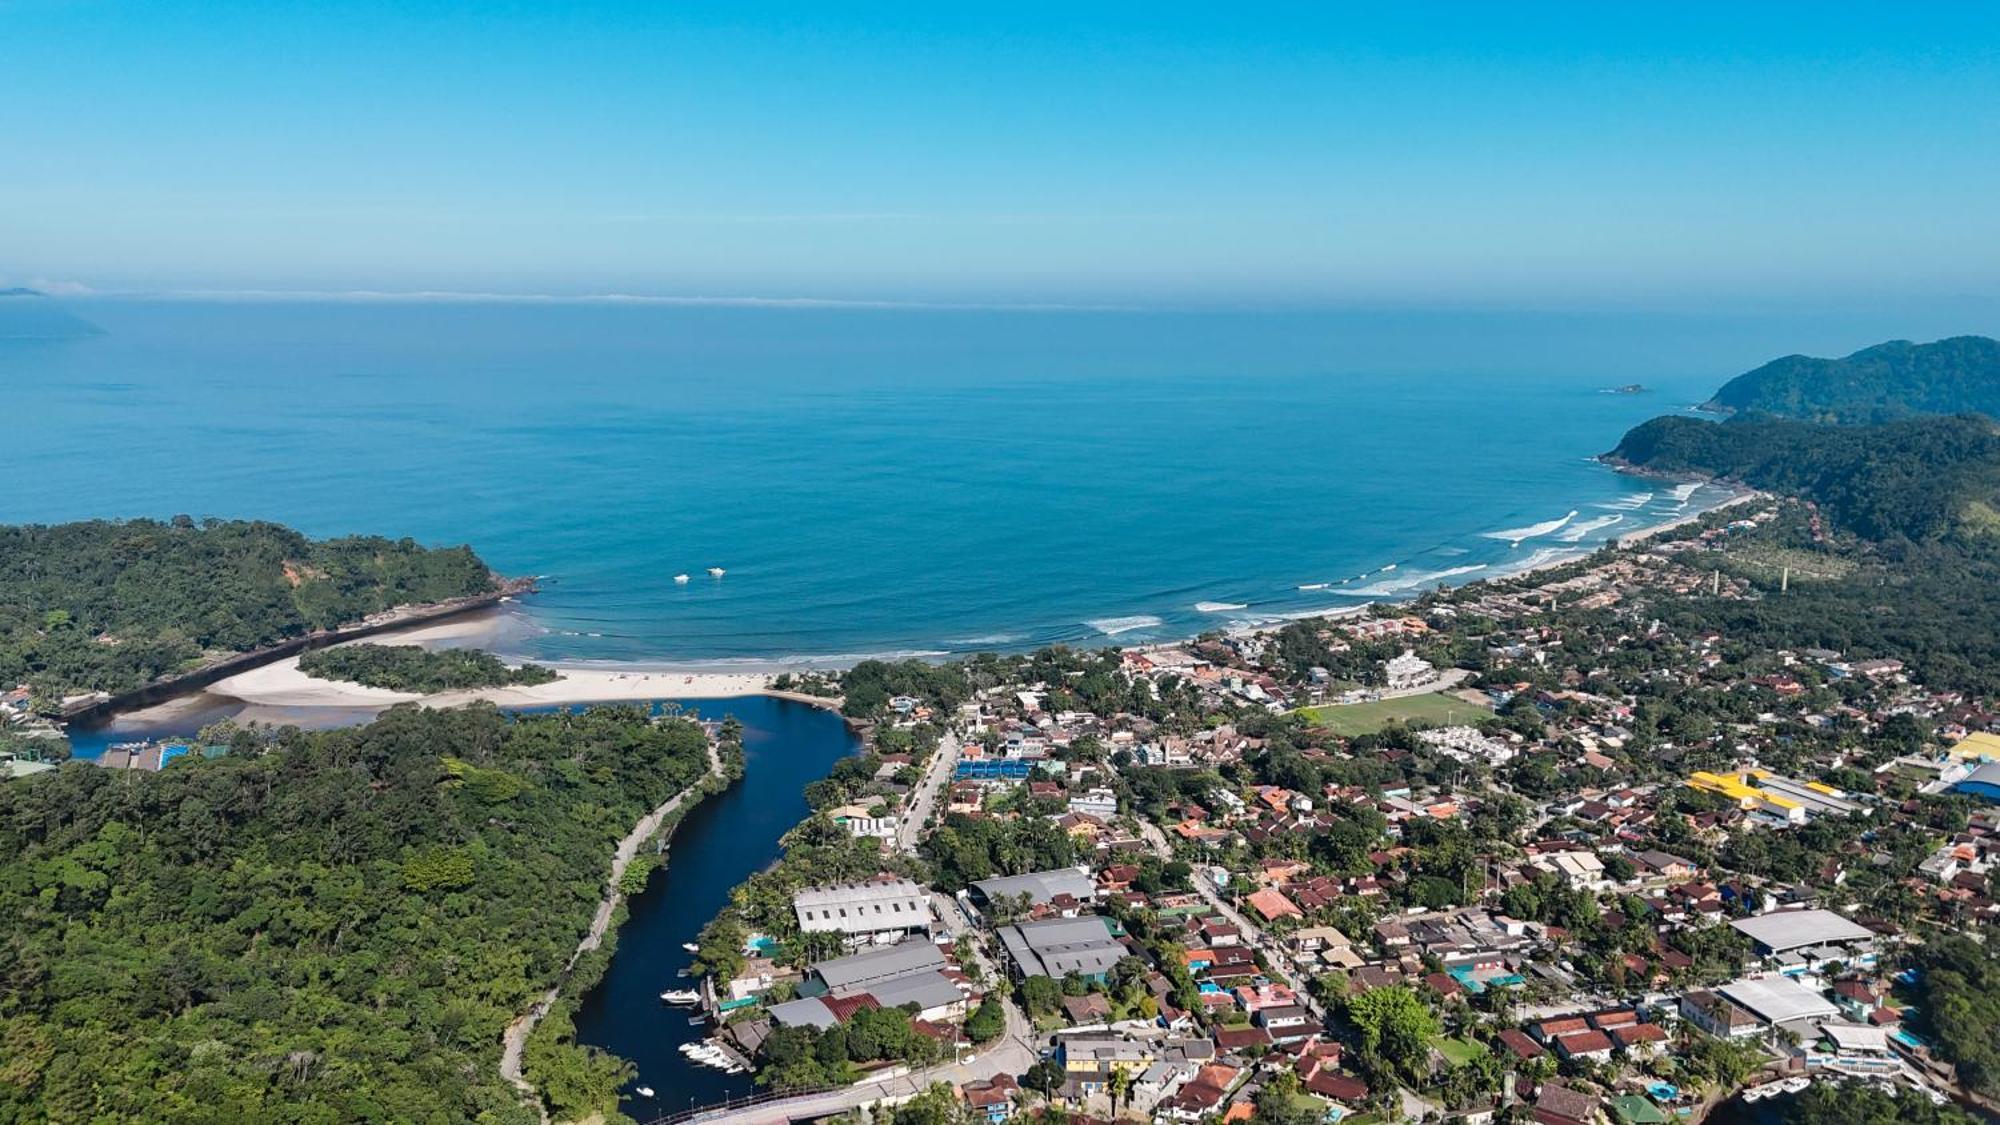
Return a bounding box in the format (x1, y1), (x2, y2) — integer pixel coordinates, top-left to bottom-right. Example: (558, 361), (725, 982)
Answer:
(570, 694), (860, 1118)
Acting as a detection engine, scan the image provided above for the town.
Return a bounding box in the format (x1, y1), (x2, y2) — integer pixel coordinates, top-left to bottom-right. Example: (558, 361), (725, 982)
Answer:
(659, 497), (1998, 1125)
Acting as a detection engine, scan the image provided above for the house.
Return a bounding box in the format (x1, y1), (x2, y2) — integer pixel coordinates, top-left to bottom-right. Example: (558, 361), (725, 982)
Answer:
(1069, 788), (1119, 818)
(1534, 1082), (1600, 1125)
(1057, 1035), (1155, 1095)
(1245, 887), (1303, 922)
(793, 876), (933, 944)
(1553, 1030), (1614, 1061)
(959, 1074), (1019, 1122)
(1679, 990), (1762, 1039)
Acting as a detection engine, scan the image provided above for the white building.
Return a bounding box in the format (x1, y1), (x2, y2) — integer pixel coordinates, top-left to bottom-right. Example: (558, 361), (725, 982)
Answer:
(1417, 726), (1515, 766)
(1069, 788), (1118, 818)
(793, 876), (933, 944)
(1385, 650), (1438, 692)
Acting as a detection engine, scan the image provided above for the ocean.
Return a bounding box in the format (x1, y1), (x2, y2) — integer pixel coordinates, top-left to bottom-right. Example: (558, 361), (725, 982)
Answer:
(0, 298), (1907, 663)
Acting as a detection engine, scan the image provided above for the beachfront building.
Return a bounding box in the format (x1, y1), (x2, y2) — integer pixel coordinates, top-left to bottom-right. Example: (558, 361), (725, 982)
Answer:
(1385, 650), (1438, 692)
(793, 875), (934, 945)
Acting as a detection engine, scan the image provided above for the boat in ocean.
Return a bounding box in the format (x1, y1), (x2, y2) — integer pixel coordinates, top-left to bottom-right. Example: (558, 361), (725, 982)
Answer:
(707, 566), (726, 577)
(681, 941), (700, 953)
(659, 988), (701, 1005)
(673, 573), (690, 584)
(635, 1086), (655, 1098)
(1780, 1077), (1810, 1093)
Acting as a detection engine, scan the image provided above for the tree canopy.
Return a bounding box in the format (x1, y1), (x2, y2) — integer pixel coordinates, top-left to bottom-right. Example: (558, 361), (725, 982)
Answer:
(0, 518), (497, 703)
(0, 703), (710, 1124)
(298, 644), (558, 694)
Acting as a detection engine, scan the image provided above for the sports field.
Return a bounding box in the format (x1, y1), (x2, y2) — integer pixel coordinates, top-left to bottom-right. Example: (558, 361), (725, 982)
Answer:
(1296, 692), (1487, 735)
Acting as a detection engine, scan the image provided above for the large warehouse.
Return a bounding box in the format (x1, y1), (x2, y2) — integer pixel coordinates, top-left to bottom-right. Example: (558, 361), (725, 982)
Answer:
(1717, 975), (1839, 1032)
(1729, 909), (1874, 956)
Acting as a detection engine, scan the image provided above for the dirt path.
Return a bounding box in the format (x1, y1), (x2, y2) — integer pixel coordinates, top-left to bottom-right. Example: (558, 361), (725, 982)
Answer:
(501, 737), (726, 1122)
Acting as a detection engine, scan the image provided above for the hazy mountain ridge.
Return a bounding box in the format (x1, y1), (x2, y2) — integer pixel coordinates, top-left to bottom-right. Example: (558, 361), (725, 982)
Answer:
(0, 288), (104, 339)
(1704, 335), (2000, 423)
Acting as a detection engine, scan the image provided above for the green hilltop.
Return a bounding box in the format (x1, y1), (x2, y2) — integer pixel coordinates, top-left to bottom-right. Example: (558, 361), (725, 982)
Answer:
(1704, 335), (2000, 423)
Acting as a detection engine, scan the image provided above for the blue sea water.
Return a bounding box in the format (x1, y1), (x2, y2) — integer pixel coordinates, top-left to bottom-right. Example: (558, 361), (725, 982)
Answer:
(0, 298), (1920, 662)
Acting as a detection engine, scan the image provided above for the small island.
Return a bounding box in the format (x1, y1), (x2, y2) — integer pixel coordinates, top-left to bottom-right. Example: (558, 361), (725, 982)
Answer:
(1603, 382), (1647, 395)
(298, 643), (562, 693)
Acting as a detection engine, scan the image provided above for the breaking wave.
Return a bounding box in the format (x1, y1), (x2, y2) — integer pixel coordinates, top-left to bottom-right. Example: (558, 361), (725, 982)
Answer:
(1556, 513), (1625, 542)
(1338, 563), (1488, 597)
(1194, 601), (1249, 613)
(1484, 510), (1578, 546)
(1086, 615), (1165, 636)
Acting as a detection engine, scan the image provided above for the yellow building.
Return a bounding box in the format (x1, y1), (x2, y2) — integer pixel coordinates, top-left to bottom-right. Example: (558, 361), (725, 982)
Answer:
(1948, 732), (2000, 763)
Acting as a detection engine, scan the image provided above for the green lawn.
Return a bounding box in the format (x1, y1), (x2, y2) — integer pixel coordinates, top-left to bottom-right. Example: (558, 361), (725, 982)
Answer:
(1430, 1035), (1484, 1067)
(1296, 692), (1488, 735)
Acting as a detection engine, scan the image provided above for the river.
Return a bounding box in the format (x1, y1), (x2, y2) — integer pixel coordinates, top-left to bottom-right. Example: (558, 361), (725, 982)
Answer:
(568, 694), (860, 1119)
(63, 691), (859, 1118)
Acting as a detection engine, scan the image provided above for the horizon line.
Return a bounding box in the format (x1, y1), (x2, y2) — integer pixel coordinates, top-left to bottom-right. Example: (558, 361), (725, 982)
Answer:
(55, 286), (1145, 313)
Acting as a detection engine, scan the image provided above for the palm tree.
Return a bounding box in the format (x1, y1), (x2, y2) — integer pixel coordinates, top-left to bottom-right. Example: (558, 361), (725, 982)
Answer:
(1106, 1066), (1133, 1120)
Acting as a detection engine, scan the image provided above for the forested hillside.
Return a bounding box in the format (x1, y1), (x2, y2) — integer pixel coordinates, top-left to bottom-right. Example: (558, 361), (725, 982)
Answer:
(0, 704), (711, 1124)
(0, 518), (498, 702)
(1705, 335), (2000, 423)
(1608, 413), (2000, 541)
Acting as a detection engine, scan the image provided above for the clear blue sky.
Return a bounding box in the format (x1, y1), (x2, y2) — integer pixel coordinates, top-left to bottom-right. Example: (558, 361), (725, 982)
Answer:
(5, 1), (1999, 305)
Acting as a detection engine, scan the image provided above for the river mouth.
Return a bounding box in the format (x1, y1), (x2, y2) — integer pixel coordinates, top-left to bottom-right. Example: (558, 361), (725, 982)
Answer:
(567, 694), (860, 1115)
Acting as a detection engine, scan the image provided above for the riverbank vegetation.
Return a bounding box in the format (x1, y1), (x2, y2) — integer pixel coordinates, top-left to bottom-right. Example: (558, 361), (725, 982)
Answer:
(0, 518), (497, 705)
(0, 703), (710, 1124)
(299, 643), (560, 693)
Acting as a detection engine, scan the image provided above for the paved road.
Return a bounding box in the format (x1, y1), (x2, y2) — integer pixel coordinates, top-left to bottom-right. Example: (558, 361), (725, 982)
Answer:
(896, 731), (962, 853)
(1137, 821), (1328, 1023)
(688, 996), (1035, 1124)
(505, 737), (725, 1122)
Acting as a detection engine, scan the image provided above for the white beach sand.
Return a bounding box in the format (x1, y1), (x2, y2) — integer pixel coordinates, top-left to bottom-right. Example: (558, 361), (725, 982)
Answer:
(202, 611), (796, 713)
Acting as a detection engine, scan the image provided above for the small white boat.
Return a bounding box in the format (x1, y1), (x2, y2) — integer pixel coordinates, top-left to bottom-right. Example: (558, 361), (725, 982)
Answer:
(681, 941), (701, 953)
(659, 989), (701, 1005)
(635, 1086), (656, 1098)
(707, 566), (726, 577)
(1780, 1077), (1810, 1094)
(673, 574), (690, 584)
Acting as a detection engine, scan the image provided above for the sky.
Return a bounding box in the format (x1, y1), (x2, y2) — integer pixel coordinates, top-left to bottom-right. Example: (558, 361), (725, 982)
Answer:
(5, 2), (2000, 306)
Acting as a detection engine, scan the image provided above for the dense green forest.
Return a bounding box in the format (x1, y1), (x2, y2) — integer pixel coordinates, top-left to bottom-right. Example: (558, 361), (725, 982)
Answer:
(0, 519), (497, 704)
(1609, 413), (2000, 541)
(298, 644), (559, 693)
(1705, 335), (2000, 423)
(0, 704), (711, 1124)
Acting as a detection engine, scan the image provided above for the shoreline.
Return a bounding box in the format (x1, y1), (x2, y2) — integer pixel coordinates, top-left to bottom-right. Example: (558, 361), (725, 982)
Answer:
(93, 482), (1756, 734)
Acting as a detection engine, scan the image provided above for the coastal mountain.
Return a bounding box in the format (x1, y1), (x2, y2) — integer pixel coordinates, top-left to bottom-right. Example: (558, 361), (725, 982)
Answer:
(0, 287), (103, 339)
(1608, 413), (2000, 542)
(0, 518), (499, 704)
(1704, 335), (2000, 423)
